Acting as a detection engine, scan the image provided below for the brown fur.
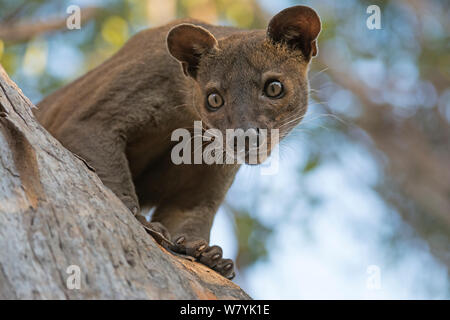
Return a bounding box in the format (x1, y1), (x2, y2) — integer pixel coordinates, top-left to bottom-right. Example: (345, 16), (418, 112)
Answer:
(34, 6), (321, 279)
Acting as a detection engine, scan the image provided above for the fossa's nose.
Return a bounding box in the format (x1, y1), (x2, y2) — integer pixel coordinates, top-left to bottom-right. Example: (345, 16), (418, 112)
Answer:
(232, 127), (265, 151)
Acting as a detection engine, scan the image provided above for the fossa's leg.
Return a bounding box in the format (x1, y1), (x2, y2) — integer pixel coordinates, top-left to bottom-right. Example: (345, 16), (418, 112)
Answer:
(150, 163), (240, 279)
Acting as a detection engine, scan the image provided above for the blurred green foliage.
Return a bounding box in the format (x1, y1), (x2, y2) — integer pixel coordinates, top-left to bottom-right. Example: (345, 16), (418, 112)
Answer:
(234, 208), (273, 269)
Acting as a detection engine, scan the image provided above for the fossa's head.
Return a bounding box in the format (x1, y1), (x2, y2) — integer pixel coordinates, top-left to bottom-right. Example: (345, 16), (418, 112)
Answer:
(167, 6), (321, 163)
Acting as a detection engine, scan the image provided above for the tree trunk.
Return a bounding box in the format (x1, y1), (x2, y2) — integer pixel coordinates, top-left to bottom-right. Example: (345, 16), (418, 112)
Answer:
(0, 65), (250, 300)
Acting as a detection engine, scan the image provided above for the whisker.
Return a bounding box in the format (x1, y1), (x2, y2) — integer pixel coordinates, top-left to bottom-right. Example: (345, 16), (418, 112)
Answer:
(309, 67), (329, 81)
(300, 113), (347, 126)
(278, 115), (307, 129)
(308, 88), (320, 94)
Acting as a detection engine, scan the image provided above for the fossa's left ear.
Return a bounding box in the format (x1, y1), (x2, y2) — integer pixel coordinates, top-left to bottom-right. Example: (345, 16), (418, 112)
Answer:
(267, 5), (321, 59)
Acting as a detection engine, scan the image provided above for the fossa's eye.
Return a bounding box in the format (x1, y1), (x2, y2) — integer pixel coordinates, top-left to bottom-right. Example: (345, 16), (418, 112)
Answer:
(264, 80), (283, 98)
(206, 92), (224, 110)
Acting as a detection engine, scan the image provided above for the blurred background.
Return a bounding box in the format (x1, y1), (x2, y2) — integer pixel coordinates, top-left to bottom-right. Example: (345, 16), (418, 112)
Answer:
(0, 0), (449, 299)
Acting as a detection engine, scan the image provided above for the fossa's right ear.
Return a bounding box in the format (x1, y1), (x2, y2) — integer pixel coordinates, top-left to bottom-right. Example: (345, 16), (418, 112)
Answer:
(167, 23), (218, 78)
(267, 6), (321, 60)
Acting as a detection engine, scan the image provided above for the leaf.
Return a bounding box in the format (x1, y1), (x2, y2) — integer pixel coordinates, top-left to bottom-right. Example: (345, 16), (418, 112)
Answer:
(302, 154), (321, 173)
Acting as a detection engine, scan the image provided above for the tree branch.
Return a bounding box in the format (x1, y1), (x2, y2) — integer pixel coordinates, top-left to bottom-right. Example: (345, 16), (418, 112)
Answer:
(0, 7), (99, 43)
(0, 64), (250, 299)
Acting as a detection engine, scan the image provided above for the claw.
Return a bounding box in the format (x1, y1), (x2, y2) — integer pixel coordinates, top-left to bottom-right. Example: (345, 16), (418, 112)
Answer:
(176, 236), (185, 245)
(143, 226), (173, 248)
(227, 271), (236, 280)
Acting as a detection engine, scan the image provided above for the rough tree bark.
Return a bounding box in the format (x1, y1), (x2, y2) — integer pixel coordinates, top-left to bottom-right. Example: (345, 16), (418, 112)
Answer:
(0, 65), (250, 300)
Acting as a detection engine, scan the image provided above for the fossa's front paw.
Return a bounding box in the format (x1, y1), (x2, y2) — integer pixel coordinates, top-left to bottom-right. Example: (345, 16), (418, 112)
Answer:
(172, 235), (235, 280)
